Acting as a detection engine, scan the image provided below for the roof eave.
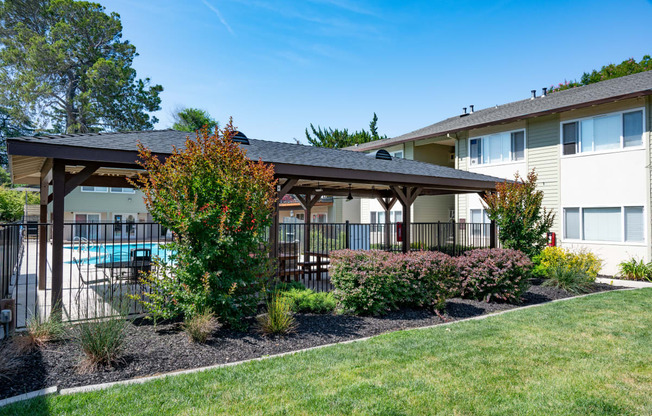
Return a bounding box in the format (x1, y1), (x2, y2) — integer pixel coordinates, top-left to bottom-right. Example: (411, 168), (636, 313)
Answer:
(351, 89), (652, 152)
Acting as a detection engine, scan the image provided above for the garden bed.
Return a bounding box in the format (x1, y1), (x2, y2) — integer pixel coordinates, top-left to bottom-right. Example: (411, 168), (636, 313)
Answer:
(0, 281), (622, 400)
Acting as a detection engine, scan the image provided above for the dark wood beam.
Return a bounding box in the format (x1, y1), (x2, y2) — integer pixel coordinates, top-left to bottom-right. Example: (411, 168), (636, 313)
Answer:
(50, 159), (65, 317)
(289, 186), (392, 199)
(63, 164), (100, 196)
(277, 178), (298, 199)
(38, 159), (52, 290)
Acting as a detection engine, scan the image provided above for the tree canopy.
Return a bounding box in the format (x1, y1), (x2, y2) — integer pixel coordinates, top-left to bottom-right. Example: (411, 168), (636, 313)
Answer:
(0, 0), (163, 133)
(305, 113), (387, 148)
(172, 107), (218, 132)
(550, 55), (652, 93)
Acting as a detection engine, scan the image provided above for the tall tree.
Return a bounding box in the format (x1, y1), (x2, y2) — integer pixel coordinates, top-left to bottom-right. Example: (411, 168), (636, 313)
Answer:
(172, 107), (218, 132)
(550, 55), (652, 93)
(0, 0), (163, 133)
(305, 113), (388, 148)
(0, 106), (32, 166)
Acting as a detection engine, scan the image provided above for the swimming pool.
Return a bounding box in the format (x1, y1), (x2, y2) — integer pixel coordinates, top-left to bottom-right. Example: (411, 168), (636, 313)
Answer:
(64, 242), (175, 265)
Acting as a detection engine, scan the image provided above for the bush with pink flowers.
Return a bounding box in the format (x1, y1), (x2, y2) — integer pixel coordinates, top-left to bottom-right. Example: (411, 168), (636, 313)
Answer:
(457, 248), (532, 303)
(330, 250), (458, 315)
(330, 248), (533, 315)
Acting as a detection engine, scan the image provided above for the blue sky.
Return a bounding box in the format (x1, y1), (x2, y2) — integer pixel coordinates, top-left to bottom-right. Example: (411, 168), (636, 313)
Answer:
(101, 0), (652, 143)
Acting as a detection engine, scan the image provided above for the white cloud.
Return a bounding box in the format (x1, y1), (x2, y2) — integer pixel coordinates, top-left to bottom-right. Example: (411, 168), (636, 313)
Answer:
(201, 0), (235, 35)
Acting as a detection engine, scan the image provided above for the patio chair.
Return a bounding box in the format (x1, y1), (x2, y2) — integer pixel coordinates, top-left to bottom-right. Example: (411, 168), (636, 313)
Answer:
(73, 257), (112, 307)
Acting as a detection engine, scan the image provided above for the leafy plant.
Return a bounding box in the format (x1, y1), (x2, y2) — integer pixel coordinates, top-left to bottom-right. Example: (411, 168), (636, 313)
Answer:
(281, 289), (336, 314)
(549, 55), (652, 93)
(16, 313), (67, 352)
(305, 113), (387, 148)
(543, 263), (594, 294)
(482, 170), (555, 258)
(131, 121), (276, 329)
(74, 315), (130, 370)
(0, 187), (39, 222)
(533, 246), (603, 279)
(457, 248), (533, 303)
(258, 290), (296, 335)
(330, 250), (459, 315)
(618, 258), (652, 282)
(183, 311), (218, 343)
(172, 107), (218, 132)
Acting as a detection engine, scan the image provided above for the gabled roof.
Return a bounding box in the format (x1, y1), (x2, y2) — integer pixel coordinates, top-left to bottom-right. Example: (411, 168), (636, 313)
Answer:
(352, 70), (652, 151)
(7, 129), (506, 191)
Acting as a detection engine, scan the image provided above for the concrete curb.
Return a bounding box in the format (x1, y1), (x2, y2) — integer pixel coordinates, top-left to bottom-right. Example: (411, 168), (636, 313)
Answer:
(0, 387), (57, 408)
(596, 277), (652, 288)
(4, 287), (644, 403)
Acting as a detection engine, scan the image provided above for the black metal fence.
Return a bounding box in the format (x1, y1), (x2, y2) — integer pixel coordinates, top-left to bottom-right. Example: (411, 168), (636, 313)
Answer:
(2, 220), (496, 327)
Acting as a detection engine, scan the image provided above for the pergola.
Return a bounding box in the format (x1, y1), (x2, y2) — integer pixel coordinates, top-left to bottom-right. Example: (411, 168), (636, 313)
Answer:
(7, 129), (503, 310)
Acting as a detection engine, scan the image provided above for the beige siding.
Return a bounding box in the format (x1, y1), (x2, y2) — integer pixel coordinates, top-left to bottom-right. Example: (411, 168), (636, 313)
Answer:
(647, 95), (652, 262)
(526, 114), (561, 234)
(559, 97), (645, 121)
(456, 132), (469, 221)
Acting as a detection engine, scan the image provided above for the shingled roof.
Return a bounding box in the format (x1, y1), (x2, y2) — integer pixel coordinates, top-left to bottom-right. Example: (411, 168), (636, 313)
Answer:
(7, 129), (505, 188)
(352, 70), (652, 151)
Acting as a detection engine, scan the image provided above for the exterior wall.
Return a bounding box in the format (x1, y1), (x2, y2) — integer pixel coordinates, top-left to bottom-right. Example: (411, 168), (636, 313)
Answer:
(279, 205), (331, 223)
(557, 97), (649, 275)
(526, 114), (561, 234)
(56, 188), (148, 220)
(413, 142), (455, 222)
(448, 97), (650, 275)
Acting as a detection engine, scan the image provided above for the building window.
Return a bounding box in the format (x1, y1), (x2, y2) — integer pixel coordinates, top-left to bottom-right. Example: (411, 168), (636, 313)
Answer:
(563, 206), (644, 243)
(110, 187), (136, 194)
(624, 206), (644, 242)
(80, 186), (108, 193)
(562, 108), (644, 155)
(563, 208), (580, 239)
(312, 213), (327, 223)
(469, 129), (525, 165)
(583, 208), (621, 242)
(391, 151), (403, 159)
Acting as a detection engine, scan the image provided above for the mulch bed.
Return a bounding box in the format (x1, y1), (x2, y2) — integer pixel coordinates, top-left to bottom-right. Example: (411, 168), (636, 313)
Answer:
(0, 281), (623, 400)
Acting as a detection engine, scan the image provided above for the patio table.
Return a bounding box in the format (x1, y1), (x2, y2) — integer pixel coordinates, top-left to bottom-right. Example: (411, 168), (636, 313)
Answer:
(96, 260), (152, 281)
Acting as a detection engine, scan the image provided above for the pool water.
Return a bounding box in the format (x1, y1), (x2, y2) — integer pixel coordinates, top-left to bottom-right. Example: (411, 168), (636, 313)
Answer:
(64, 243), (175, 265)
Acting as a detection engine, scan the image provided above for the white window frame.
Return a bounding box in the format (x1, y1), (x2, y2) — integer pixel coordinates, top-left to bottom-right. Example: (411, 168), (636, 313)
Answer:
(559, 107), (646, 157)
(468, 128), (526, 166)
(110, 187), (136, 194)
(80, 186), (108, 193)
(390, 150), (403, 159)
(561, 205), (646, 245)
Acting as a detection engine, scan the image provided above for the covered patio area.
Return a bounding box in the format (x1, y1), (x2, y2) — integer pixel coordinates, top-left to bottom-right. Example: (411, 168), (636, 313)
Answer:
(6, 129), (504, 322)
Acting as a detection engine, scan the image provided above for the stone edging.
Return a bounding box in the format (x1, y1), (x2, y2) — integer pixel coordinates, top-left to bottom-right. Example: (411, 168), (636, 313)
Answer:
(1, 287), (642, 406)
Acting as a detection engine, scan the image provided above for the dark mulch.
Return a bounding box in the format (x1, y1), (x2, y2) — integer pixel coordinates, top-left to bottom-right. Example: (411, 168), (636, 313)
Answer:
(0, 281), (623, 400)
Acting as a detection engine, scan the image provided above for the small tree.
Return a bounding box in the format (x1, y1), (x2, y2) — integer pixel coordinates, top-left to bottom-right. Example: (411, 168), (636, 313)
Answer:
(131, 119), (277, 328)
(482, 170), (555, 258)
(172, 107), (218, 132)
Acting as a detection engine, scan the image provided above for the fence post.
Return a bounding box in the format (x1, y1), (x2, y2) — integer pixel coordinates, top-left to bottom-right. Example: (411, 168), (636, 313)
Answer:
(489, 219), (497, 249)
(345, 220), (350, 249)
(451, 219), (456, 255)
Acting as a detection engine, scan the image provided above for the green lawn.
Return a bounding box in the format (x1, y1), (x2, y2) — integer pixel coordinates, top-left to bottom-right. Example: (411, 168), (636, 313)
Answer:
(4, 289), (651, 416)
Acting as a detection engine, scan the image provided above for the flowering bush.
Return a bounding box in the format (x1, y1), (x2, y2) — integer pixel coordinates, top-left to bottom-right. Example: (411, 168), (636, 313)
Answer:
(457, 248), (532, 303)
(532, 246), (603, 279)
(330, 250), (458, 315)
(130, 121), (276, 328)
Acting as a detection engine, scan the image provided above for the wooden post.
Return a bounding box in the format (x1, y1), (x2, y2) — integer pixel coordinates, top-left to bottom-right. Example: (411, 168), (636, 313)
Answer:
(391, 187), (421, 253)
(38, 158), (52, 291)
(376, 196), (397, 251)
(296, 193), (321, 256)
(489, 219), (497, 249)
(50, 159), (65, 316)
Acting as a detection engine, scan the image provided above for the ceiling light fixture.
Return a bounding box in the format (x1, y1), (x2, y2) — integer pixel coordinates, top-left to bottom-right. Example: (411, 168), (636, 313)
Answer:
(346, 184), (353, 202)
(315, 182), (323, 193)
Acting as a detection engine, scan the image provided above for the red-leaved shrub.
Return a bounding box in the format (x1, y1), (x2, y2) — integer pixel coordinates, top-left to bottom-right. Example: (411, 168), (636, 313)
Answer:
(457, 248), (532, 303)
(330, 250), (458, 315)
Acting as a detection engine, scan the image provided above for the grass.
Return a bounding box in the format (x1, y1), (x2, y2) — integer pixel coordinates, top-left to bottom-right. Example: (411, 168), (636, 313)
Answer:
(3, 289), (651, 415)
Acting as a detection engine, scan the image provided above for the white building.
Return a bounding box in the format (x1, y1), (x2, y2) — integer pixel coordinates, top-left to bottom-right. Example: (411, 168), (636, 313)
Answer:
(346, 71), (652, 275)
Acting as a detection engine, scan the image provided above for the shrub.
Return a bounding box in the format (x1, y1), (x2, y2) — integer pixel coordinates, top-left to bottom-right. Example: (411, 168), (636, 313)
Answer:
(131, 121), (277, 329)
(74, 316), (130, 369)
(543, 263), (594, 294)
(533, 246), (603, 279)
(330, 250), (458, 315)
(618, 258), (652, 282)
(183, 311), (218, 343)
(281, 289), (336, 314)
(457, 248), (532, 303)
(482, 170), (555, 258)
(258, 290), (296, 335)
(16, 313), (67, 352)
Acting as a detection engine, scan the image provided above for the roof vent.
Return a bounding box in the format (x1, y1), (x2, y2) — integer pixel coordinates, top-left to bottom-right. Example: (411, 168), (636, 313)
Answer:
(469, 105), (474, 113)
(232, 131), (249, 145)
(531, 90), (536, 100)
(541, 87), (548, 97)
(460, 107), (469, 117)
(374, 149), (392, 160)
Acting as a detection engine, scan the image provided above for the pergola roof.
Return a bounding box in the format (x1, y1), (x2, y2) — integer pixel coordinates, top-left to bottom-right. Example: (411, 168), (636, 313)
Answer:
(7, 129), (504, 196)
